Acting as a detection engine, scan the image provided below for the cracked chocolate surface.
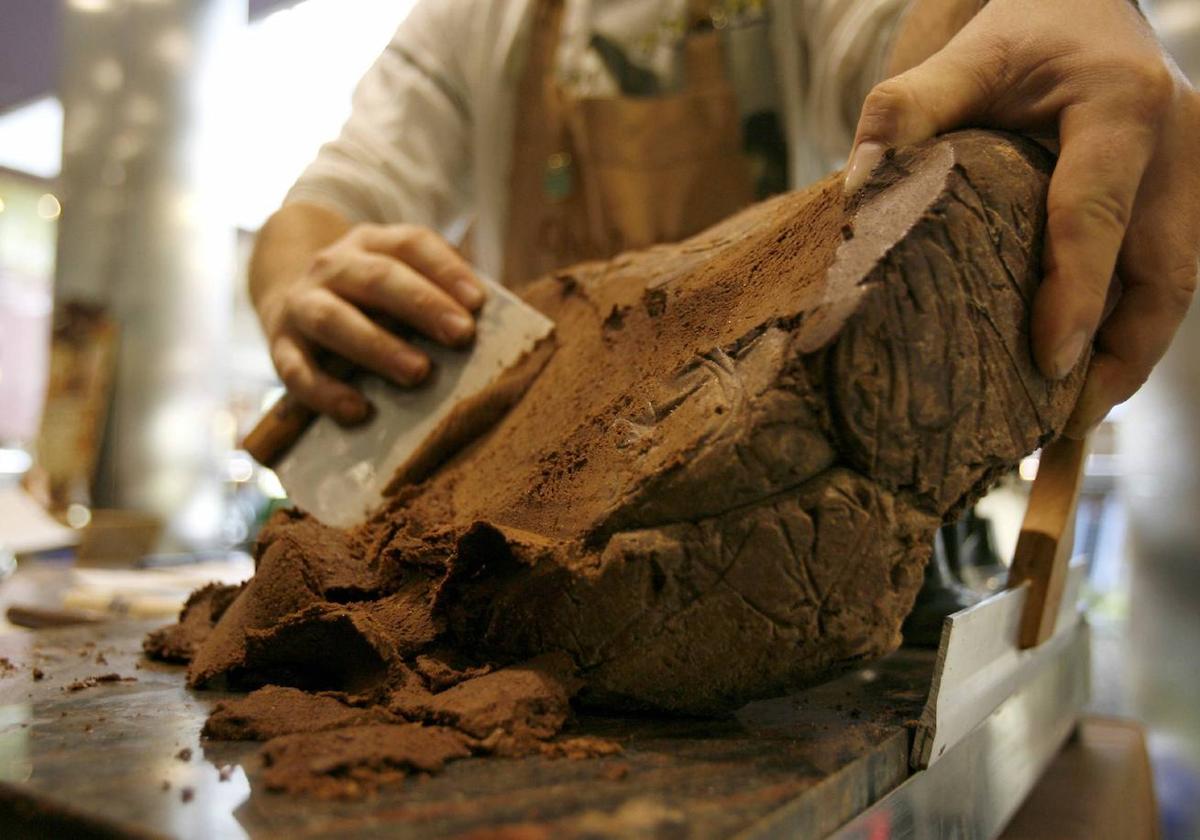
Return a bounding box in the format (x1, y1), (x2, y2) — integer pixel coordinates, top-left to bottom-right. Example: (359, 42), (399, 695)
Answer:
(147, 131), (1085, 796)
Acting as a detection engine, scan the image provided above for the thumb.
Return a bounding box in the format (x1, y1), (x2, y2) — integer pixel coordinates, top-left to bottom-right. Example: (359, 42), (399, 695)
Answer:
(845, 49), (994, 194)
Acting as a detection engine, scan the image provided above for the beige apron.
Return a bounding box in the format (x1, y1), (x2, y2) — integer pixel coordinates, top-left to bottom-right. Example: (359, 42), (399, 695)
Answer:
(502, 0), (755, 288)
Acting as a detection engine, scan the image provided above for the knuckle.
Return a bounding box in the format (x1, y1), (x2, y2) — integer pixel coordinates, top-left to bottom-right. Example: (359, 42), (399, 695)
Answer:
(304, 296), (339, 333)
(1113, 57), (1174, 123)
(275, 357), (305, 389)
(388, 223), (422, 249)
(1048, 191), (1131, 240)
(1135, 61), (1174, 112)
(367, 332), (400, 364)
(859, 81), (911, 137)
(353, 256), (392, 295)
(406, 286), (438, 315)
(1122, 360), (1153, 395)
(308, 249), (338, 279)
(1163, 262), (1198, 314)
(343, 223), (377, 248)
(407, 225), (435, 245)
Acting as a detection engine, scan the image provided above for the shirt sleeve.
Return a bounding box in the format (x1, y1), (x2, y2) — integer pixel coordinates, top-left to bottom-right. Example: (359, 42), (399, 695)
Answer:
(284, 0), (476, 237)
(796, 0), (911, 164)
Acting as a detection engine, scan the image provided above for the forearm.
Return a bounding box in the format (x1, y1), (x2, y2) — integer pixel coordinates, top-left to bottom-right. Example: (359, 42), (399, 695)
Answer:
(249, 202), (352, 321)
(885, 0), (1142, 78)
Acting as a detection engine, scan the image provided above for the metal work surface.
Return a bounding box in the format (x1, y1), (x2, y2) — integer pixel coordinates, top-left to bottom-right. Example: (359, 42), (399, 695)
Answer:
(824, 621), (1091, 840)
(0, 621), (931, 839)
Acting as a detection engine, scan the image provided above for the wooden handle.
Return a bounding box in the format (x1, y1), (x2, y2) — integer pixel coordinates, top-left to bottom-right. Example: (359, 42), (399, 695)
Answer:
(1007, 435), (1090, 649)
(6, 605), (108, 629)
(242, 393), (316, 468)
(242, 354), (359, 468)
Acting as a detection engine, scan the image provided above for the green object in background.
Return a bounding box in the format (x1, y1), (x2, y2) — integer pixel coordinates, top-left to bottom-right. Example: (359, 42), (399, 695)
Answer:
(543, 152), (574, 202)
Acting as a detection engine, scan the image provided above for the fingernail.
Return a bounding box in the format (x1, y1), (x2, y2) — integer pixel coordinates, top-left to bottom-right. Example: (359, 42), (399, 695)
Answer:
(336, 396), (370, 425)
(1052, 330), (1089, 379)
(844, 141), (887, 195)
(397, 350), (429, 384)
(440, 311), (475, 344)
(455, 279), (486, 310)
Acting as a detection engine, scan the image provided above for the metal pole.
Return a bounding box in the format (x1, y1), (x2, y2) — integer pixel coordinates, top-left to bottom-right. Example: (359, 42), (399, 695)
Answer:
(55, 0), (241, 549)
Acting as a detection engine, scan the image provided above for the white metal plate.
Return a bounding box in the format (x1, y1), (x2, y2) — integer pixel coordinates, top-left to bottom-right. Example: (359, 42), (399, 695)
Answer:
(911, 560), (1087, 769)
(273, 277), (554, 528)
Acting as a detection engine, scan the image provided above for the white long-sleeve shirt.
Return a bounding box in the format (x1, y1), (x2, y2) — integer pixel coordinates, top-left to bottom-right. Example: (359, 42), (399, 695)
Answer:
(286, 0), (908, 280)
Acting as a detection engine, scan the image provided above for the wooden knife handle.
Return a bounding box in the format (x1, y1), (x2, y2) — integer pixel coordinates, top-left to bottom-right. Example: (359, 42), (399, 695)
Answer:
(242, 354), (360, 468)
(242, 392), (316, 468)
(1008, 434), (1090, 649)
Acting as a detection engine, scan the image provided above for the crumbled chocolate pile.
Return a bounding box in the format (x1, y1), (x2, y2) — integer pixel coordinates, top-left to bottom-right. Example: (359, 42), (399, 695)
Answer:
(147, 131), (1086, 799)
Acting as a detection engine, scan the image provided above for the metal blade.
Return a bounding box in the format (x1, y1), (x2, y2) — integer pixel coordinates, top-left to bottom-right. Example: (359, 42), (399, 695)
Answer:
(272, 276), (554, 528)
(912, 560), (1087, 769)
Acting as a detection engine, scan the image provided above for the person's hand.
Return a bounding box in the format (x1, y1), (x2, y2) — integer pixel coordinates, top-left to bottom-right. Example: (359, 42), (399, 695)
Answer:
(258, 223), (486, 425)
(845, 0), (1200, 437)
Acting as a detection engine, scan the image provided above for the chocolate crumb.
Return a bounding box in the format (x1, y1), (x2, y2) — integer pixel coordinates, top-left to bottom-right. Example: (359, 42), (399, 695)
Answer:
(599, 763), (630, 782)
(181, 787), (194, 803)
(31, 668), (44, 681)
(218, 765), (234, 782)
(175, 747), (193, 762)
(64, 673), (137, 692)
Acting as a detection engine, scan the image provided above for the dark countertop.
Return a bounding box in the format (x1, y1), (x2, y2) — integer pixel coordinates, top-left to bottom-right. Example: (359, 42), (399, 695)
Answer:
(0, 621), (931, 839)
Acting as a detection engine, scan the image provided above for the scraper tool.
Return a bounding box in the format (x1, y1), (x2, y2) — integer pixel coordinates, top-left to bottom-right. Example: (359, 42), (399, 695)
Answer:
(242, 276), (555, 528)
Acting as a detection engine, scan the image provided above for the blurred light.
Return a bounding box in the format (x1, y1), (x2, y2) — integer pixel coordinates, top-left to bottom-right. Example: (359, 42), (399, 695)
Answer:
(1019, 455), (1040, 482)
(125, 95), (159, 126)
(156, 28), (192, 65)
(66, 504), (93, 530)
(255, 469), (287, 500)
(260, 386), (286, 413)
(70, 0), (112, 12)
(101, 161), (126, 187)
(0, 97), (63, 179)
(36, 194), (62, 220)
(93, 58), (124, 93)
(226, 453), (254, 484)
(0, 197), (6, 213)
(111, 131), (145, 161)
(1155, 1), (1200, 37)
(212, 409), (237, 446)
(0, 448), (32, 475)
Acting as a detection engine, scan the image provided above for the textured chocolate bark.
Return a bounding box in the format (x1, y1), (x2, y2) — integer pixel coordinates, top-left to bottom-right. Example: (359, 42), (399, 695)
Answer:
(150, 131), (1085, 794)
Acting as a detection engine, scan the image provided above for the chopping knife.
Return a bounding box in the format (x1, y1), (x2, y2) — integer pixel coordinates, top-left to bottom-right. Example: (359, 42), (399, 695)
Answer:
(242, 275), (555, 528)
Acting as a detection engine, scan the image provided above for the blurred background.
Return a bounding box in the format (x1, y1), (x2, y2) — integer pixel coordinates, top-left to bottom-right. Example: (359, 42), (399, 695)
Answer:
(0, 0), (1196, 835)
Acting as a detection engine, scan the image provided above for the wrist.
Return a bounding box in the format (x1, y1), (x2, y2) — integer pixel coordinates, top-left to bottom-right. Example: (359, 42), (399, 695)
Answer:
(886, 0), (986, 77)
(249, 201), (350, 329)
